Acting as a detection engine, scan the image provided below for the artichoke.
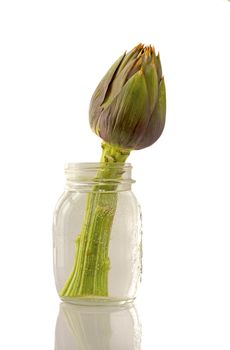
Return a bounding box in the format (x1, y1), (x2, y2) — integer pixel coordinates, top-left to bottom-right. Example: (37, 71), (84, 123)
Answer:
(89, 43), (166, 150)
(60, 43), (167, 299)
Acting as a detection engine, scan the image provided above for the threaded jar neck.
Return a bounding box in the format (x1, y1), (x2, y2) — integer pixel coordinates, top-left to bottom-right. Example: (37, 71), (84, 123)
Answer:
(65, 163), (135, 192)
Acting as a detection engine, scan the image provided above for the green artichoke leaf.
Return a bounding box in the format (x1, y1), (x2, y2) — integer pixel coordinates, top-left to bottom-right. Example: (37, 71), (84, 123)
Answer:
(137, 77), (166, 149)
(117, 43), (143, 73)
(89, 52), (126, 132)
(143, 62), (159, 114)
(155, 53), (162, 82)
(102, 55), (141, 109)
(97, 69), (149, 149)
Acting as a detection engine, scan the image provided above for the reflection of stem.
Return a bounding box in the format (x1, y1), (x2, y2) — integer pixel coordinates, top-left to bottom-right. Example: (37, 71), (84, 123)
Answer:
(60, 142), (130, 298)
(61, 303), (112, 350)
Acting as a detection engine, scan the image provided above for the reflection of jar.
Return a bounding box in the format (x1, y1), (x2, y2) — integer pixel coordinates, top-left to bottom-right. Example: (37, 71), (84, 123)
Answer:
(53, 163), (142, 305)
(55, 302), (141, 350)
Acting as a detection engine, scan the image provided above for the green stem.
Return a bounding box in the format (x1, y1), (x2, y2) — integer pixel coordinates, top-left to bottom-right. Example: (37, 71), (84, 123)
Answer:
(60, 142), (130, 298)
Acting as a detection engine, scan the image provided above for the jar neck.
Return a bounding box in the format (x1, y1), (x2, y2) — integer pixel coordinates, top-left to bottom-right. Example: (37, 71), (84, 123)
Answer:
(65, 163), (135, 192)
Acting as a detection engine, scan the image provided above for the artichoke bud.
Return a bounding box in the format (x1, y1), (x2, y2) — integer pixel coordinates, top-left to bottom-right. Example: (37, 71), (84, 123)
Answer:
(89, 43), (166, 150)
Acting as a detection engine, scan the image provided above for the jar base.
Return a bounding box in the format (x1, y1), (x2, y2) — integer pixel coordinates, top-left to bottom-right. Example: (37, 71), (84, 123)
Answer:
(60, 295), (135, 306)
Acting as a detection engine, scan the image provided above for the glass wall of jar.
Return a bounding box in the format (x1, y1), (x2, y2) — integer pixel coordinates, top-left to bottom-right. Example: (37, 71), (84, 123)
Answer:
(53, 163), (142, 305)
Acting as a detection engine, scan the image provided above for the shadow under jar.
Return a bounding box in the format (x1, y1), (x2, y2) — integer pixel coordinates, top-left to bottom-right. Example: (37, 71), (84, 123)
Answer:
(53, 162), (142, 305)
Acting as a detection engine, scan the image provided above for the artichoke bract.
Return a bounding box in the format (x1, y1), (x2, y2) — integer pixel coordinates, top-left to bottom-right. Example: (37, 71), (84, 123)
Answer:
(89, 43), (166, 150)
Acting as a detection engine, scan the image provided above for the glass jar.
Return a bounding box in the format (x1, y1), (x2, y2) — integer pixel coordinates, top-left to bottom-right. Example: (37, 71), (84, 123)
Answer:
(53, 162), (142, 305)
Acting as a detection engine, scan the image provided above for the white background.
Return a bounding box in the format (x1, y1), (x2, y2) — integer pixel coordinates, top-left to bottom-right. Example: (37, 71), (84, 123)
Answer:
(0, 0), (230, 349)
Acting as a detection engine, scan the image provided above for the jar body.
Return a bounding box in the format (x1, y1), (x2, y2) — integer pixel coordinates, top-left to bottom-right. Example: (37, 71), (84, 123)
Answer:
(53, 163), (142, 305)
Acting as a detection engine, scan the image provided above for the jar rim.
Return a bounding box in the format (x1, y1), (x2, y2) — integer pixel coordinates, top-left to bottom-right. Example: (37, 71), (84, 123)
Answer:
(64, 162), (135, 190)
(65, 162), (132, 170)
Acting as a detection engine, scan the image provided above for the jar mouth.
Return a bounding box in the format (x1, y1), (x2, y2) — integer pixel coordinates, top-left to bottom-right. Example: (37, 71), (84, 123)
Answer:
(65, 162), (132, 171)
(64, 162), (135, 191)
